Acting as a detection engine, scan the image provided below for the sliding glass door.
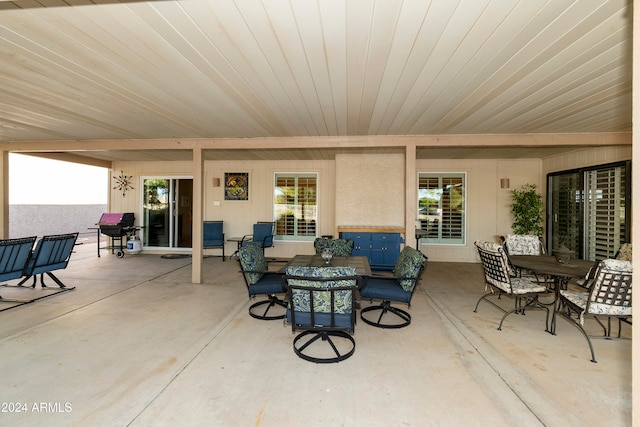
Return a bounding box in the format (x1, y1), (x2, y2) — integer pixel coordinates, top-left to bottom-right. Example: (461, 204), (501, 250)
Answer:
(142, 177), (193, 249)
(547, 162), (629, 261)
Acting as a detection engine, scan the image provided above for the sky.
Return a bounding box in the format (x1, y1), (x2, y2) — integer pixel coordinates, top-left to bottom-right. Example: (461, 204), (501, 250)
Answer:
(9, 153), (108, 204)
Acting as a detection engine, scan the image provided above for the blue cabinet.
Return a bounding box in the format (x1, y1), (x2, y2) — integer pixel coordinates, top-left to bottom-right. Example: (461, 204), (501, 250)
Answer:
(340, 231), (403, 271)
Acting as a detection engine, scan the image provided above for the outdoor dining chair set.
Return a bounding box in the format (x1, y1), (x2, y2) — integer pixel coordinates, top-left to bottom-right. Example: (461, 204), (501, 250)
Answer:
(204, 221), (276, 261)
(0, 233), (78, 312)
(474, 238), (632, 363)
(236, 239), (426, 363)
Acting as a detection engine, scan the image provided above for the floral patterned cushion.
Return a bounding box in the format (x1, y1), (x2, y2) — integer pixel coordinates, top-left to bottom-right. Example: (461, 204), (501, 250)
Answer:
(505, 234), (541, 256)
(510, 277), (547, 294)
(560, 258), (633, 323)
(314, 238), (355, 257)
(392, 247), (424, 291)
(238, 244), (268, 285)
(286, 266), (358, 315)
(616, 243), (632, 261)
(561, 290), (632, 321)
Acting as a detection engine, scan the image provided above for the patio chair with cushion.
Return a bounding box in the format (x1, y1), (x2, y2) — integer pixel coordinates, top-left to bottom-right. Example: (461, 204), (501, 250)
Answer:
(502, 234), (545, 256)
(283, 266), (362, 363)
(474, 241), (550, 331)
(313, 238), (354, 257)
(556, 259), (632, 363)
(577, 243), (631, 290)
(203, 220), (225, 261)
(501, 234), (549, 281)
(237, 243), (286, 320)
(359, 246), (425, 329)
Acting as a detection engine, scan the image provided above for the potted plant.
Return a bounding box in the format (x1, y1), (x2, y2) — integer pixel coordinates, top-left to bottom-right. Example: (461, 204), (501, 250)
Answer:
(510, 183), (544, 236)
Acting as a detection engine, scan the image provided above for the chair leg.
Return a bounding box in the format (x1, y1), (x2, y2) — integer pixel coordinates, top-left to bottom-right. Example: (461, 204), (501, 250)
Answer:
(484, 295), (548, 332)
(41, 272), (71, 289)
(249, 295), (287, 320)
(293, 330), (355, 363)
(474, 291), (508, 315)
(360, 301), (411, 329)
(556, 305), (597, 363)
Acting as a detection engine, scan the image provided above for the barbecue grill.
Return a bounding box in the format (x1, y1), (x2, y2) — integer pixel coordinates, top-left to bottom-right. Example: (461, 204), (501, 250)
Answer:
(96, 212), (137, 258)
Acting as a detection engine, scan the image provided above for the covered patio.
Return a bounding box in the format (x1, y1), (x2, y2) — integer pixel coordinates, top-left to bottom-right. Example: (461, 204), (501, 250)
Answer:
(0, 242), (630, 426)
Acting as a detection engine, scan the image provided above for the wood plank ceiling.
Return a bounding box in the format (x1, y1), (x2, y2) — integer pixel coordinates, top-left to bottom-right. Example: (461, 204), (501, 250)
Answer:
(0, 0), (632, 162)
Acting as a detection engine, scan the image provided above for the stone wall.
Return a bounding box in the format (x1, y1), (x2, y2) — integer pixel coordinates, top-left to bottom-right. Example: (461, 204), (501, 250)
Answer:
(9, 204), (108, 242)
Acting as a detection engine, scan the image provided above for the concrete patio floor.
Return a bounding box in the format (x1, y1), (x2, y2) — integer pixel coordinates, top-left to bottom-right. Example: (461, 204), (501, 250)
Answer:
(0, 242), (631, 426)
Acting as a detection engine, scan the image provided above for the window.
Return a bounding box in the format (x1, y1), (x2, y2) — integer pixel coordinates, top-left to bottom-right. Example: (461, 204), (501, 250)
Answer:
(418, 173), (466, 244)
(274, 173), (317, 241)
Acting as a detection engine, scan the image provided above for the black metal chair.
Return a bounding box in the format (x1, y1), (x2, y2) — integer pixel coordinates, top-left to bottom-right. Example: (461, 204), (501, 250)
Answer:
(359, 246), (425, 329)
(283, 266), (362, 363)
(237, 243), (286, 320)
(474, 241), (550, 331)
(203, 220), (225, 261)
(556, 259), (632, 363)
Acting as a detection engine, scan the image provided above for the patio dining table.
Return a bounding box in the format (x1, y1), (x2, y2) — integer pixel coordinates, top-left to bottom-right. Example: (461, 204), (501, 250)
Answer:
(279, 254), (372, 276)
(509, 255), (593, 334)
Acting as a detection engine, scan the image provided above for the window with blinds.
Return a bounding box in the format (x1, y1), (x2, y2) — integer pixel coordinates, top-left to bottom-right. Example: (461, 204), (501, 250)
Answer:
(418, 173), (465, 244)
(274, 173), (317, 241)
(548, 161), (629, 261)
(584, 166), (626, 260)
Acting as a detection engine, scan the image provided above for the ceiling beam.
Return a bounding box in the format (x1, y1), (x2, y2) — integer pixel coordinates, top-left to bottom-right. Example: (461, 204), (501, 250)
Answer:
(19, 152), (112, 169)
(0, 132), (631, 153)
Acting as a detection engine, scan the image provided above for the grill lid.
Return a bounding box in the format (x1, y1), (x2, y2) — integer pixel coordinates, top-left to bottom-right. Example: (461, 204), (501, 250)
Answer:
(98, 213), (135, 226)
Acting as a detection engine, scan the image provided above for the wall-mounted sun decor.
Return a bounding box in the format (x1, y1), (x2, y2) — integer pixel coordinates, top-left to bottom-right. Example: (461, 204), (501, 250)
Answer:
(113, 170), (134, 197)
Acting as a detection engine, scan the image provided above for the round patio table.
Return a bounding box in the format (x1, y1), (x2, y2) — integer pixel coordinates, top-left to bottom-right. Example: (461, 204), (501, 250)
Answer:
(509, 255), (594, 334)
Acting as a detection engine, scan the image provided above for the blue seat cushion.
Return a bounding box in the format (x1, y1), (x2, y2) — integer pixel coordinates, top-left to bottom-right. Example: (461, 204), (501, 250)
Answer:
(360, 277), (412, 304)
(247, 273), (284, 297)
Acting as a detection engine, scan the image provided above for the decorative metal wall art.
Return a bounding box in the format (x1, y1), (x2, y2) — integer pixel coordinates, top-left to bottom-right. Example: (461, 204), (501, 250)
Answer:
(113, 170), (134, 197)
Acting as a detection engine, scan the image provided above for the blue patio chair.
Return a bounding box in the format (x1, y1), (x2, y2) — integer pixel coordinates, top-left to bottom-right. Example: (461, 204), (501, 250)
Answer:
(240, 222), (275, 252)
(0, 236), (36, 283)
(283, 266), (362, 363)
(0, 236), (37, 309)
(17, 233), (78, 290)
(359, 246), (425, 329)
(203, 220), (225, 261)
(237, 243), (286, 320)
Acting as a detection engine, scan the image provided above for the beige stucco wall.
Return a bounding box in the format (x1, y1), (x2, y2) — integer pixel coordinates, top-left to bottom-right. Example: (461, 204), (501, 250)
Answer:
(109, 144), (630, 263)
(335, 153), (405, 228)
(110, 159), (336, 258)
